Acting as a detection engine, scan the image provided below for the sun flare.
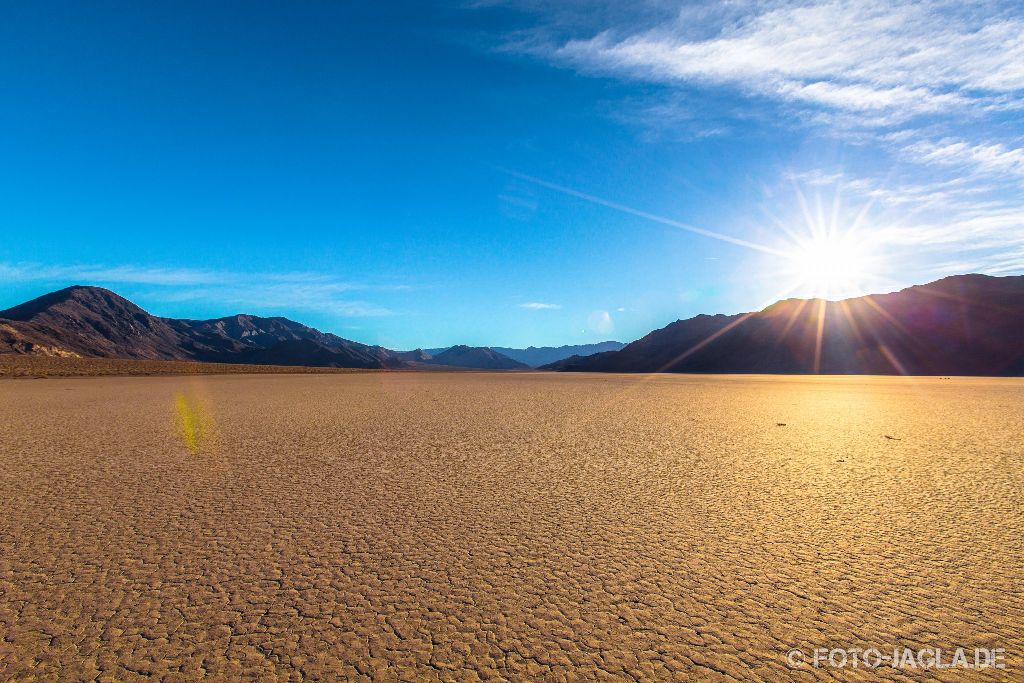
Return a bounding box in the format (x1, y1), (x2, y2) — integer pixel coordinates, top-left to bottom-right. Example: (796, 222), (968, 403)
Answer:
(766, 186), (885, 302)
(785, 231), (876, 300)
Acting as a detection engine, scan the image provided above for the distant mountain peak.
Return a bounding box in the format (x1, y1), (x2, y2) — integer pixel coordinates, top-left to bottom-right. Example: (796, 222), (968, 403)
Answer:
(0, 285), (401, 367)
(0, 286), (534, 371)
(490, 341), (627, 367)
(428, 345), (528, 370)
(0, 284), (147, 322)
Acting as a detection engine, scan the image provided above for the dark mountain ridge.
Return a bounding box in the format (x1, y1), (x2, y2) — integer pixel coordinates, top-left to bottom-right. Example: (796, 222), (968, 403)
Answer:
(544, 274), (1024, 376)
(490, 341), (626, 367)
(425, 345), (528, 370)
(417, 342), (626, 368)
(5, 275), (1023, 374)
(0, 286), (403, 369)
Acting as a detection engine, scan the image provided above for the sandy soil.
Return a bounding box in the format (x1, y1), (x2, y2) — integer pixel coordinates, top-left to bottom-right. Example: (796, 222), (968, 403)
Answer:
(1, 373), (1022, 681)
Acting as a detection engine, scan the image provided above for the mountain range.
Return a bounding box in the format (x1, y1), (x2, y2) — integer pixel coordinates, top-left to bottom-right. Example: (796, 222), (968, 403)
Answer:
(423, 345), (529, 370)
(3, 275), (1023, 375)
(544, 274), (1024, 376)
(0, 286), (408, 368)
(421, 342), (626, 368)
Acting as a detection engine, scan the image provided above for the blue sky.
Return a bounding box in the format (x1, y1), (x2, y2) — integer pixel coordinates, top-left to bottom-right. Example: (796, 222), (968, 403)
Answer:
(2, 1), (1022, 349)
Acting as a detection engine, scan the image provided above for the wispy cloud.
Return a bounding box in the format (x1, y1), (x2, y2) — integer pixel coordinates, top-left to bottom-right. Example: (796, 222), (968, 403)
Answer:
(0, 261), (401, 317)
(900, 138), (1024, 180)
(519, 301), (561, 310)
(492, 1), (1024, 277)
(520, 1), (1024, 124)
(778, 169), (1024, 276)
(0, 263), (224, 287)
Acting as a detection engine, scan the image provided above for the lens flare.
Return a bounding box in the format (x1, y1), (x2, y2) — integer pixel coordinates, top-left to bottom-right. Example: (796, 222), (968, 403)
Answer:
(174, 392), (208, 454)
(767, 183), (887, 301)
(788, 232), (874, 300)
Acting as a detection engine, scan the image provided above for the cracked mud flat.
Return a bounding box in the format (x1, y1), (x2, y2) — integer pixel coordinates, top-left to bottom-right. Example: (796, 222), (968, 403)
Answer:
(0, 355), (372, 379)
(1, 373), (1022, 681)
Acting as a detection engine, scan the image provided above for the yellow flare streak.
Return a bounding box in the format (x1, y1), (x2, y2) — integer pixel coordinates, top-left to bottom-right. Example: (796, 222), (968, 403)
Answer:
(174, 392), (206, 454)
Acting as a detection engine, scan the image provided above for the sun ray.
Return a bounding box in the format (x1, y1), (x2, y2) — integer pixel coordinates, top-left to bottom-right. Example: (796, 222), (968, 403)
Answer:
(656, 280), (804, 373)
(771, 297), (810, 351)
(762, 209), (804, 244)
(813, 298), (826, 374)
(656, 311), (756, 373)
(792, 182), (825, 245)
(845, 193), (877, 240)
(507, 169), (910, 380)
(570, 281), (804, 431)
(837, 299), (867, 347)
(860, 295), (913, 338)
(878, 343), (909, 375)
(565, 279), (802, 432)
(828, 190), (842, 242)
(815, 192), (828, 241)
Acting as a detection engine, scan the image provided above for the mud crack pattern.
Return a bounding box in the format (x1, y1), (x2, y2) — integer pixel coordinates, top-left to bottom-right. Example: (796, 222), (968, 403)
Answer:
(1, 373), (1022, 681)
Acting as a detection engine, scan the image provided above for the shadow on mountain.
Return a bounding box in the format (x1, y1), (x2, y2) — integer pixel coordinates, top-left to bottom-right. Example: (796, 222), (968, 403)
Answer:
(544, 274), (1024, 376)
(0, 286), (403, 369)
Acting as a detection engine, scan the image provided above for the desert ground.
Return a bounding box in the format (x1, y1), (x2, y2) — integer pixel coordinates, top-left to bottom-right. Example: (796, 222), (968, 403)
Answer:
(1, 372), (1022, 681)
(0, 355), (372, 379)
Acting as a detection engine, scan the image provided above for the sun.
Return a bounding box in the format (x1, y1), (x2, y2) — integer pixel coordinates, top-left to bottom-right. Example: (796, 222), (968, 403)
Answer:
(786, 231), (875, 300)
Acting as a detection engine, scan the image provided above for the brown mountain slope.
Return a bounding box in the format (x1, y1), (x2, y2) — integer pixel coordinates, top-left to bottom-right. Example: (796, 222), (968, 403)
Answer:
(426, 345), (529, 370)
(545, 274), (1024, 376)
(0, 286), (189, 359)
(0, 286), (402, 368)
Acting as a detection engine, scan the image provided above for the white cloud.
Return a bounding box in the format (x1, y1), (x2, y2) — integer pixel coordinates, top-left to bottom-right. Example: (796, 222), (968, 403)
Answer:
(493, 1), (1024, 277)
(901, 138), (1024, 179)
(527, 1), (1024, 122)
(519, 301), (561, 309)
(0, 263), (222, 286)
(0, 262), (399, 317)
(781, 168), (1024, 275)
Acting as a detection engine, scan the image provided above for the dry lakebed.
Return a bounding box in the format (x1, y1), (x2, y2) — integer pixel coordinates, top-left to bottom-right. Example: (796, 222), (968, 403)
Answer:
(1, 372), (1022, 681)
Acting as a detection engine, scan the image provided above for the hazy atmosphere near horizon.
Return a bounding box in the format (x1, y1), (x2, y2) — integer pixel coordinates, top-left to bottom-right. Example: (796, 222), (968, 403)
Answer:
(2, 1), (1023, 349)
